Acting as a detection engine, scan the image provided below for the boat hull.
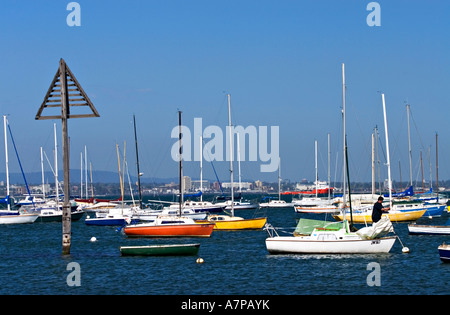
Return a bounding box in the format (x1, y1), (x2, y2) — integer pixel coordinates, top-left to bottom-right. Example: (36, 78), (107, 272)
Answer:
(224, 204), (258, 210)
(438, 244), (450, 263)
(295, 206), (338, 214)
(85, 217), (138, 226)
(408, 224), (450, 235)
(192, 206), (224, 213)
(259, 202), (294, 208)
(333, 210), (426, 223)
(85, 218), (127, 226)
(421, 204), (445, 217)
(36, 211), (85, 223)
(265, 236), (396, 254)
(197, 217), (267, 230)
(120, 243), (200, 256)
(124, 223), (215, 237)
(0, 213), (38, 224)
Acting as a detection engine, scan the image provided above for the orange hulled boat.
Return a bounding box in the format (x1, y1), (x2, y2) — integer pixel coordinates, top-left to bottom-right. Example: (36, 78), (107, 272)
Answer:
(124, 216), (215, 238)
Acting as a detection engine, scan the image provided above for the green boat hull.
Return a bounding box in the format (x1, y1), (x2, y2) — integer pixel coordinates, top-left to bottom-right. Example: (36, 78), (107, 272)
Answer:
(120, 243), (200, 256)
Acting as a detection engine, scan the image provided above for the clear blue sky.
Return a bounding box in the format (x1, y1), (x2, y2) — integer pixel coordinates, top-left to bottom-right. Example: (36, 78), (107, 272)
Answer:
(0, 0), (449, 187)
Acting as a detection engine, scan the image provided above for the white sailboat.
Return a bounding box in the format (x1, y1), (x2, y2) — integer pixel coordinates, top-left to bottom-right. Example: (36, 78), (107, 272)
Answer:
(259, 158), (293, 208)
(0, 116), (38, 224)
(85, 143), (138, 226)
(334, 94), (427, 223)
(199, 95), (266, 230)
(265, 218), (396, 254)
(294, 137), (337, 213)
(264, 65), (397, 254)
(166, 136), (224, 214)
(123, 111), (215, 237)
(32, 124), (85, 222)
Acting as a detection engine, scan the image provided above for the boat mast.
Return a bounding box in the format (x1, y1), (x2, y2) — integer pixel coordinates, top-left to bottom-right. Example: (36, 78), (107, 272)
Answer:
(90, 162), (94, 198)
(420, 151), (424, 192)
(328, 133), (331, 201)
(178, 110), (183, 216)
(227, 94), (234, 217)
(278, 157), (281, 201)
(116, 143), (124, 214)
(429, 146), (432, 192)
(315, 139), (318, 199)
(54, 123), (59, 208)
(80, 152), (83, 199)
(85, 145), (88, 199)
(341, 63), (347, 221)
(133, 114), (143, 209)
(375, 126), (382, 194)
(237, 132), (242, 195)
(406, 104), (413, 187)
(382, 93), (393, 208)
(41, 147), (45, 201)
(122, 142), (127, 209)
(3, 116), (9, 211)
(436, 133), (439, 202)
(371, 132), (375, 196)
(199, 135), (203, 202)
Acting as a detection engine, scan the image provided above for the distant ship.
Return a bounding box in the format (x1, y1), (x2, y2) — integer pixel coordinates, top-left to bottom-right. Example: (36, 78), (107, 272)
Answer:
(281, 181), (333, 196)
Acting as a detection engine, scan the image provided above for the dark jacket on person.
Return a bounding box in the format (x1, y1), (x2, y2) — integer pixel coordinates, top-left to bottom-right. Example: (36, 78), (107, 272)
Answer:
(372, 202), (385, 223)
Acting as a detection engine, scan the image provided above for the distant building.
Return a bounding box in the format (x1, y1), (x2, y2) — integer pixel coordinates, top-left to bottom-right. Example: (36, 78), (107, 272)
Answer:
(222, 182), (252, 190)
(183, 176), (191, 191)
(191, 180), (210, 191)
(213, 182), (221, 191)
(13, 185), (26, 195)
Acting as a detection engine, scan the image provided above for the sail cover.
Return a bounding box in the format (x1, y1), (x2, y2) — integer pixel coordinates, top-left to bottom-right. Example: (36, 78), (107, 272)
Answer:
(294, 218), (342, 236)
(356, 216), (394, 240)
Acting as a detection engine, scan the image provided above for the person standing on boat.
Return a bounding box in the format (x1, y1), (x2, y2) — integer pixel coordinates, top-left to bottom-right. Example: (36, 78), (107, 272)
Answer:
(372, 196), (390, 223)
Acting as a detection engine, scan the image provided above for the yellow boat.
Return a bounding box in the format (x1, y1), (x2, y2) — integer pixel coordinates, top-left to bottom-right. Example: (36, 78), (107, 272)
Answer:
(333, 209), (426, 223)
(196, 214), (267, 230)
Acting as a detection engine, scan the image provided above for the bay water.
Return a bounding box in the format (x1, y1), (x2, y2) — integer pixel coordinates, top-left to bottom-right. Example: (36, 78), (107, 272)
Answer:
(0, 198), (449, 295)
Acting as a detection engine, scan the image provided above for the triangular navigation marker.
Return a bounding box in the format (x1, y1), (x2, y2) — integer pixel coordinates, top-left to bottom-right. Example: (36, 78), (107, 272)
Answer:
(35, 58), (100, 255)
(35, 58), (100, 120)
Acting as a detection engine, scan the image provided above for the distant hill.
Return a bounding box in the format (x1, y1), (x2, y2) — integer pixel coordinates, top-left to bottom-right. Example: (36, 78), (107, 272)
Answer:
(0, 170), (178, 185)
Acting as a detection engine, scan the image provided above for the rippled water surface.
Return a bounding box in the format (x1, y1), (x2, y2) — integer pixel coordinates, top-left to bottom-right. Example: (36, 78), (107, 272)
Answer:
(0, 202), (449, 295)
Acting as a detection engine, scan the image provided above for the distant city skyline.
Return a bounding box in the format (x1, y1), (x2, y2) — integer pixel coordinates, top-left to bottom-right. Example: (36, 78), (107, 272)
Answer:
(0, 1), (449, 185)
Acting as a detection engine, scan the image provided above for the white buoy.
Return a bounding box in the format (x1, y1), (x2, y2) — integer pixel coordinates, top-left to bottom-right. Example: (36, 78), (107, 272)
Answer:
(90, 237), (97, 242)
(396, 235), (409, 253)
(196, 257), (204, 264)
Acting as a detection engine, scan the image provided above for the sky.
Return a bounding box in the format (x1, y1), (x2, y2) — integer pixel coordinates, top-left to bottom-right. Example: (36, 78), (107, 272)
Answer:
(0, 0), (449, 187)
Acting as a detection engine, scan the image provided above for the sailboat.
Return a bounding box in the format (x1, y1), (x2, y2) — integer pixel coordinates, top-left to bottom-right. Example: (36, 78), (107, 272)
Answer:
(264, 65), (397, 254)
(294, 137), (338, 213)
(85, 143), (138, 226)
(333, 95), (426, 224)
(186, 136), (224, 213)
(259, 158), (294, 208)
(197, 95), (266, 230)
(0, 116), (38, 224)
(32, 126), (85, 222)
(123, 111), (215, 237)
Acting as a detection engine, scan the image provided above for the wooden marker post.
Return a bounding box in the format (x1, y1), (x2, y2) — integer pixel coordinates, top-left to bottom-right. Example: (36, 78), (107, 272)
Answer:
(35, 58), (99, 255)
